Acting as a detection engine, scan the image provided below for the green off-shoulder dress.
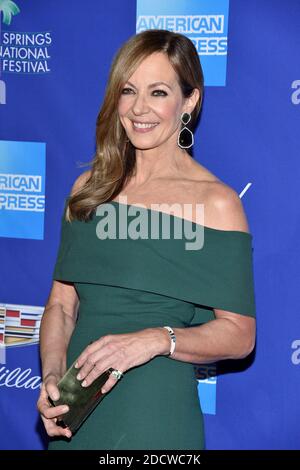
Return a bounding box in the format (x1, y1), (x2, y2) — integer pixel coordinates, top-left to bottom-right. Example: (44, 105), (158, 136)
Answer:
(48, 199), (256, 450)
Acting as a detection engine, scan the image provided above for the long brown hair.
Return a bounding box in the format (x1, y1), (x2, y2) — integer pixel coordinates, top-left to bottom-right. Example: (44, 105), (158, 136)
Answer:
(67, 29), (204, 221)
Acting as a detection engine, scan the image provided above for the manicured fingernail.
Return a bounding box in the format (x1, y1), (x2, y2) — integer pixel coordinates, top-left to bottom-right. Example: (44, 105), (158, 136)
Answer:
(52, 392), (59, 401)
(62, 406), (69, 413)
(101, 388), (106, 394)
(74, 362), (79, 368)
(82, 380), (87, 387)
(76, 373), (81, 380)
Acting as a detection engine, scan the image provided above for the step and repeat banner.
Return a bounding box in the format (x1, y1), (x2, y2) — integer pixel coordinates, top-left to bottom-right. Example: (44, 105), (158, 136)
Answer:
(0, 0), (299, 450)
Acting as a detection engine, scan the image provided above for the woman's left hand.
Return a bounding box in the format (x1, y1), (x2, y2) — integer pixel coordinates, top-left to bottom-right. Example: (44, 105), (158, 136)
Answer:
(74, 327), (169, 394)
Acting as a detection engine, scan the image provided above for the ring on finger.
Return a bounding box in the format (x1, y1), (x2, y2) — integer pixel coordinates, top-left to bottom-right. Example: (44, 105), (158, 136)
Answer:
(110, 368), (124, 380)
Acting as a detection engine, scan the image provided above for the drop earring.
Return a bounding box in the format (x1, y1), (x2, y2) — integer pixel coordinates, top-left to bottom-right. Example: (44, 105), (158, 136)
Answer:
(177, 112), (194, 149)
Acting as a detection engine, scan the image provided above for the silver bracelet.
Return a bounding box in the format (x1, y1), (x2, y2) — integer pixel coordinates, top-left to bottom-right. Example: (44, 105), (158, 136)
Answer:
(163, 326), (176, 356)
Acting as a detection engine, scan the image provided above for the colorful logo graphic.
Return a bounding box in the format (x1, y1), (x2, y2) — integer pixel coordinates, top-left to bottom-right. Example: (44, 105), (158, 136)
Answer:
(0, 140), (46, 239)
(136, 0), (229, 86)
(195, 364), (217, 415)
(0, 0), (19, 25)
(0, 302), (44, 364)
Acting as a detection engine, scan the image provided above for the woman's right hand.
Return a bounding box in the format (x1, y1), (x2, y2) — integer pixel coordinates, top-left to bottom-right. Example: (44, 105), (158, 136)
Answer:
(37, 373), (72, 439)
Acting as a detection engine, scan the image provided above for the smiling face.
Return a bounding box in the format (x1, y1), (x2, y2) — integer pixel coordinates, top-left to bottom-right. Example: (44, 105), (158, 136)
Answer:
(118, 52), (197, 151)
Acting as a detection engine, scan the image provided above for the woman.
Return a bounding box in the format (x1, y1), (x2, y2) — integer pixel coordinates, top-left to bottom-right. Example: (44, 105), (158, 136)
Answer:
(37, 29), (256, 450)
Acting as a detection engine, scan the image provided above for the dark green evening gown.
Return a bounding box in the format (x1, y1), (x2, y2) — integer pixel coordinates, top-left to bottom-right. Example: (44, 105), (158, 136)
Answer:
(47, 199), (256, 450)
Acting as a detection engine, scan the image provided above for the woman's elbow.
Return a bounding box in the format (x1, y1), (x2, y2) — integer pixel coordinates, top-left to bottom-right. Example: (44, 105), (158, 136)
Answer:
(236, 329), (256, 359)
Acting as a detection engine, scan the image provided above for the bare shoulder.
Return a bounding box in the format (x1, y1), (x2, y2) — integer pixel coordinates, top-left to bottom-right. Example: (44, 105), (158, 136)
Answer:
(70, 169), (92, 196)
(200, 180), (250, 233)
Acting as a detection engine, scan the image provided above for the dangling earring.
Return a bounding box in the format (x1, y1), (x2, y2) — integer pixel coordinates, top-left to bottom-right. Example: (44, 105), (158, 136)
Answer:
(178, 112), (194, 149)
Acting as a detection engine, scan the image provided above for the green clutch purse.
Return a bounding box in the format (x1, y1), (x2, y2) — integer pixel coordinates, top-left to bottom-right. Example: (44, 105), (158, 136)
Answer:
(48, 362), (113, 434)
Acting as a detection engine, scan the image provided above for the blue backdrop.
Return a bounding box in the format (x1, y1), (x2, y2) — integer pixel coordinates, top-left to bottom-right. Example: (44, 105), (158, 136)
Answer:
(0, 0), (299, 450)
